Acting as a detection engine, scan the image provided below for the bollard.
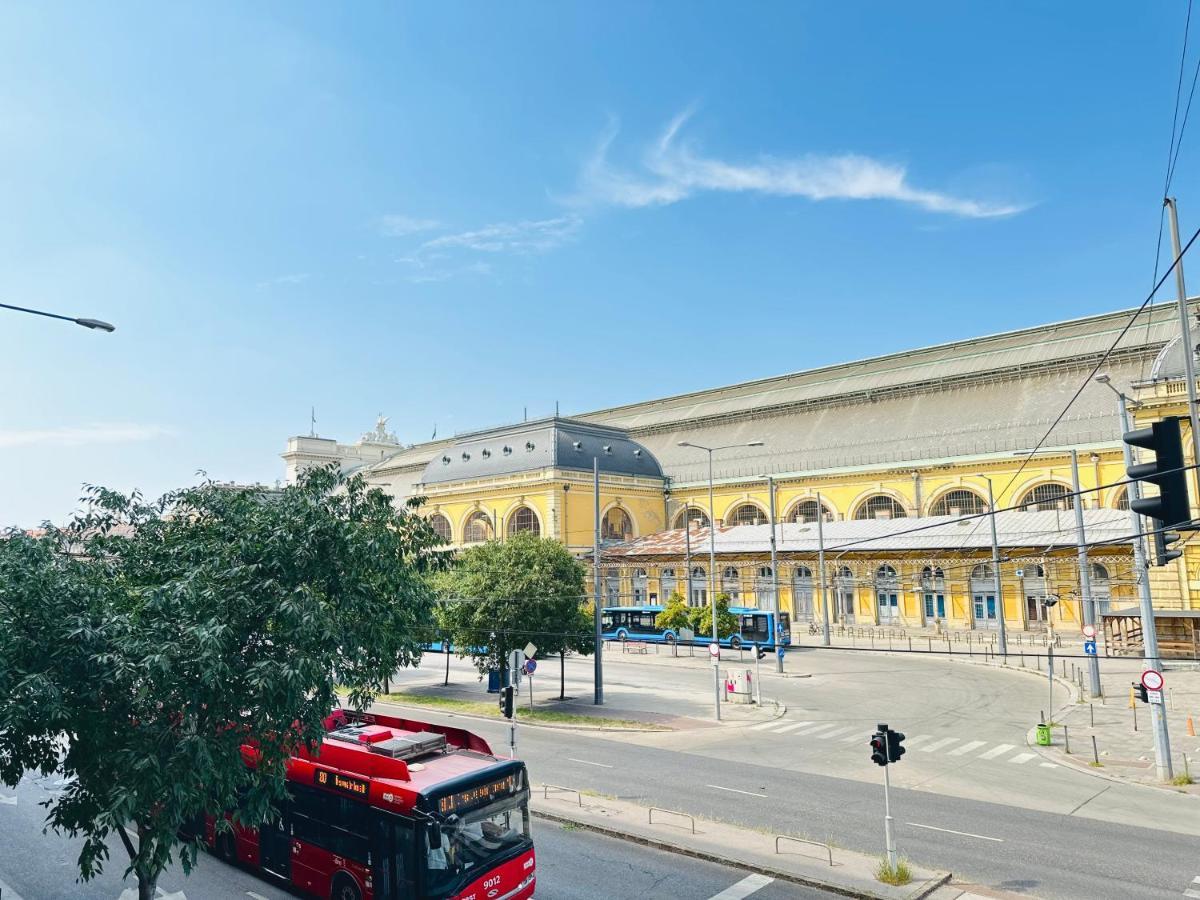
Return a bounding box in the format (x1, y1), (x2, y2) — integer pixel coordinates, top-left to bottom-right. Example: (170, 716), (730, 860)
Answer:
(1092, 735), (1100, 766)
(1090, 704), (1095, 728)
(1189, 716), (1196, 737)
(1128, 685), (1136, 709)
(1185, 754), (1192, 781)
(908, 637), (912, 653)
(1021, 651), (1026, 668)
(1133, 701), (1138, 732)
(927, 638), (932, 653)
(1064, 725), (1070, 754)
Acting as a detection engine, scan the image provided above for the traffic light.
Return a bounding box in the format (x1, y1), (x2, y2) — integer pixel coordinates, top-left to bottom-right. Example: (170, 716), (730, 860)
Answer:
(499, 686), (514, 718)
(1124, 416), (1192, 565)
(1133, 682), (1149, 704)
(886, 729), (906, 764)
(869, 730), (888, 767)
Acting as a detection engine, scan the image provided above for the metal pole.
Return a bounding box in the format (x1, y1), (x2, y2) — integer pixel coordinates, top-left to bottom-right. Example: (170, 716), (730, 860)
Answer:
(1116, 393), (1174, 779)
(1047, 645), (1054, 722)
(1070, 450), (1102, 698)
(1165, 197), (1200, 507)
(882, 743), (897, 869)
(817, 493), (831, 646)
(985, 478), (1008, 657)
(754, 645), (762, 704)
(708, 450), (721, 721)
(593, 458), (604, 705)
(766, 475), (783, 672)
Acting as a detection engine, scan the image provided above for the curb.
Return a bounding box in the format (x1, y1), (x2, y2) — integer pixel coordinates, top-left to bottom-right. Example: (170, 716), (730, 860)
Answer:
(370, 698), (672, 734)
(531, 806), (951, 900)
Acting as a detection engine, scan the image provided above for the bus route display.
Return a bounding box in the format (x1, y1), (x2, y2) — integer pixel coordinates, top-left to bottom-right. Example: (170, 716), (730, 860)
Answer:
(314, 767), (369, 799)
(437, 773), (517, 815)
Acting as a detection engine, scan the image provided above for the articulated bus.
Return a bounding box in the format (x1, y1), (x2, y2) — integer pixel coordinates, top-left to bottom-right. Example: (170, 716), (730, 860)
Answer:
(201, 708), (535, 900)
(600, 605), (791, 651)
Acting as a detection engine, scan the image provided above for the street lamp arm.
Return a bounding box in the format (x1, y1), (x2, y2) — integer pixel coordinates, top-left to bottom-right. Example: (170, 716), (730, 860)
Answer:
(0, 302), (115, 332)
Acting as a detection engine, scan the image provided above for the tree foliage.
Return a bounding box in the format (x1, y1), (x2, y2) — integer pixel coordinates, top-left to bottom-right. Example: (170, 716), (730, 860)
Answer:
(691, 593), (738, 640)
(654, 594), (692, 632)
(437, 533), (591, 673)
(0, 466), (445, 899)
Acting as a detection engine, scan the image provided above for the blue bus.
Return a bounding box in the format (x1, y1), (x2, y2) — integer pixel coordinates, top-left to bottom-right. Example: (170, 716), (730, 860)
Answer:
(600, 605), (791, 650)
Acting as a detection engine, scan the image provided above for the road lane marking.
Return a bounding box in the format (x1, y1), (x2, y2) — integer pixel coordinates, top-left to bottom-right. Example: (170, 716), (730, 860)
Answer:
(918, 737), (959, 753)
(949, 740), (987, 756)
(797, 724), (841, 737)
(1039, 763), (1059, 769)
(899, 735), (931, 747)
(749, 721), (780, 731)
(815, 726), (854, 740)
(706, 873), (775, 899)
(770, 722), (811, 733)
(707, 784), (768, 798)
(0, 794), (17, 805)
(0, 873), (27, 900)
(906, 822), (1003, 842)
(839, 730), (867, 743)
(979, 743), (1016, 759)
(247, 893), (269, 900)
(567, 758), (613, 768)
(1009, 752), (1037, 764)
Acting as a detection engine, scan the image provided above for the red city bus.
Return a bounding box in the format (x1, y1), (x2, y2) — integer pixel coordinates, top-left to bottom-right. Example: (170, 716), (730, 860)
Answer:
(203, 708), (535, 900)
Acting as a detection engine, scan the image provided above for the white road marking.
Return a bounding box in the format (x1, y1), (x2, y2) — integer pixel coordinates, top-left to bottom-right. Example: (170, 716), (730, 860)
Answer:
(918, 737), (960, 753)
(906, 822), (1004, 842)
(839, 730), (868, 743)
(949, 740), (987, 756)
(770, 722), (810, 733)
(567, 758), (613, 768)
(1039, 763), (1059, 769)
(706, 784), (768, 799)
(1009, 752), (1037, 764)
(246, 893), (269, 900)
(1184, 890), (1200, 900)
(749, 721), (780, 731)
(706, 873), (775, 900)
(797, 723), (840, 737)
(814, 726), (854, 740)
(900, 735), (931, 747)
(0, 795), (17, 806)
(0, 873), (27, 900)
(979, 743), (1016, 760)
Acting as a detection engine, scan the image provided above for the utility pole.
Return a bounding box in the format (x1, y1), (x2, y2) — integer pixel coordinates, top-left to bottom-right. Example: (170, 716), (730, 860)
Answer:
(593, 458), (603, 705)
(766, 475), (783, 672)
(707, 450), (721, 721)
(817, 492), (831, 647)
(1070, 450), (1103, 699)
(984, 478), (1008, 657)
(1103, 379), (1173, 779)
(1165, 197), (1200, 508)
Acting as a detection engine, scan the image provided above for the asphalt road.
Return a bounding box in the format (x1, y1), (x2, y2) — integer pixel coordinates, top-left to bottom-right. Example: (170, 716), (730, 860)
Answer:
(0, 768), (828, 900)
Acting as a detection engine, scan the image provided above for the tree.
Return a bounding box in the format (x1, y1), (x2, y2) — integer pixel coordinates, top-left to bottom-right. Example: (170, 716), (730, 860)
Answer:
(438, 533), (591, 694)
(0, 465), (445, 899)
(654, 593), (691, 632)
(690, 593), (738, 641)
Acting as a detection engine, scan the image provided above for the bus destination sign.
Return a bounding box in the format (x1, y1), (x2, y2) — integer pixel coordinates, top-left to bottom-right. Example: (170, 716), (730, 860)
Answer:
(314, 767), (369, 799)
(437, 774), (517, 815)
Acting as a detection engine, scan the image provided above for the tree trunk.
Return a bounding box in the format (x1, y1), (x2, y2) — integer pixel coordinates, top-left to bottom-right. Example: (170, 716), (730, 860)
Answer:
(444, 635), (451, 686)
(559, 650), (565, 700)
(138, 871), (158, 900)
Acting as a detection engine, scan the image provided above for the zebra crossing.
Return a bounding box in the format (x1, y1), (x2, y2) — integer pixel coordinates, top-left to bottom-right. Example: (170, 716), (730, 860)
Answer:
(747, 718), (1044, 765)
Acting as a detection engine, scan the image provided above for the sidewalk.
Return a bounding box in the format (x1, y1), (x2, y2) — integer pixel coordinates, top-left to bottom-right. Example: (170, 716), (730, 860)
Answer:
(530, 783), (949, 900)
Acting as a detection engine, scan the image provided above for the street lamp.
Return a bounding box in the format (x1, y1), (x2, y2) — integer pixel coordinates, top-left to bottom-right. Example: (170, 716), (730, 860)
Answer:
(678, 439), (765, 720)
(976, 474), (1009, 657)
(0, 301), (115, 332)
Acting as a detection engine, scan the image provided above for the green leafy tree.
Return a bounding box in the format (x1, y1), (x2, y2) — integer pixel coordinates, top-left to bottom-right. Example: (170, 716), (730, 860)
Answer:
(0, 466), (445, 900)
(438, 533), (592, 691)
(690, 593), (739, 641)
(654, 594), (692, 632)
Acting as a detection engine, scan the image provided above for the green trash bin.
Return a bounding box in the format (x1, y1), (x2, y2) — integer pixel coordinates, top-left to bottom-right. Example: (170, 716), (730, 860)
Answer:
(1036, 723), (1052, 746)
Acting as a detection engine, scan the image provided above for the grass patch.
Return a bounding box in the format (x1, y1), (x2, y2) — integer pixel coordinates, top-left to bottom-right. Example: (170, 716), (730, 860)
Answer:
(875, 858), (912, 886)
(1172, 773), (1195, 786)
(1088, 761), (1104, 768)
(559, 822), (579, 831)
(376, 691), (669, 730)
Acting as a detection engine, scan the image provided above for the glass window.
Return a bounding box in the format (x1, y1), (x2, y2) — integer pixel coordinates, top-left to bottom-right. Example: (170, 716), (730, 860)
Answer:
(854, 495), (907, 520)
(462, 511), (493, 544)
(727, 504), (765, 526)
(428, 513), (452, 542)
(675, 507), (710, 528)
(787, 500), (833, 524)
(929, 489), (987, 517)
(507, 506), (541, 537)
(1019, 483), (1073, 511)
(424, 799), (530, 898)
(1114, 488), (1130, 511)
(602, 508), (633, 541)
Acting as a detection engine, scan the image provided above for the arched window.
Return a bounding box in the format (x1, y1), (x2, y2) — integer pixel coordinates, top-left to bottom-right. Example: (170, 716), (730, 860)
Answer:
(876, 565), (898, 581)
(661, 567), (678, 600)
(1114, 488), (1130, 511)
(689, 566), (707, 607)
(428, 513), (452, 543)
(875, 565), (899, 623)
(834, 566), (855, 624)
(462, 511), (493, 544)
(674, 507), (710, 529)
(970, 562), (999, 628)
(793, 566), (814, 620)
(795, 565), (813, 579)
(921, 566), (945, 621)
(721, 566), (741, 600)
(787, 499), (834, 524)
(727, 504), (766, 526)
(691, 566), (706, 577)
(970, 563), (993, 580)
(1090, 563), (1112, 614)
(930, 489), (987, 517)
(633, 567), (648, 605)
(507, 506), (541, 537)
(1090, 563), (1109, 582)
(921, 565), (945, 584)
(854, 495), (907, 520)
(1019, 483), (1073, 511)
(602, 507), (633, 542)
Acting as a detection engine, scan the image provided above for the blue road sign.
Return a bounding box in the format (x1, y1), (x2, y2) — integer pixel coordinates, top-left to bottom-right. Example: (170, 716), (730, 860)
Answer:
(777, 646), (786, 659)
(1083, 640), (1097, 656)
(523, 658), (537, 675)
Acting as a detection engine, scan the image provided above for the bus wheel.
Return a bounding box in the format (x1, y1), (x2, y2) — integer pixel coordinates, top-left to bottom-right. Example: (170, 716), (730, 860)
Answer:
(665, 632), (676, 644)
(332, 874), (362, 900)
(730, 636), (741, 650)
(618, 631), (628, 642)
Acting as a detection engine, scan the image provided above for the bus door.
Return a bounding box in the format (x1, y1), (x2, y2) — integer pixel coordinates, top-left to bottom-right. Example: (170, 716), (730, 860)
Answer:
(259, 815), (291, 879)
(371, 813), (416, 899)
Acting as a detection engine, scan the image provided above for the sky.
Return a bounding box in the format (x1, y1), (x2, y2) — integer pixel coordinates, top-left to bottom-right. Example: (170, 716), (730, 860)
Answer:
(0, 2), (1197, 526)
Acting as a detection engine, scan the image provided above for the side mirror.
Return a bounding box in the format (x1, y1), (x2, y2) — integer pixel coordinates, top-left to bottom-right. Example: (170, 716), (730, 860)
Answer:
(429, 824), (443, 850)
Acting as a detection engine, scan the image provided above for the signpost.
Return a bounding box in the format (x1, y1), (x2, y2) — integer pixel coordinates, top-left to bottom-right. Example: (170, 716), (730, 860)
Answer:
(1143, 669), (1165, 705)
(1082, 624), (1097, 640)
(507, 649), (525, 758)
(709, 642), (721, 664)
(524, 658), (537, 712)
(1083, 640), (1097, 656)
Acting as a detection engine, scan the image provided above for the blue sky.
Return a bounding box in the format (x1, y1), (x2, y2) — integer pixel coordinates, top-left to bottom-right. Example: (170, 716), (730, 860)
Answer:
(0, 2), (1193, 525)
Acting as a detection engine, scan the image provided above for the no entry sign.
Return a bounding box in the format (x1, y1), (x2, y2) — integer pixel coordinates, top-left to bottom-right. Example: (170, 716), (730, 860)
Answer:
(1141, 670), (1165, 692)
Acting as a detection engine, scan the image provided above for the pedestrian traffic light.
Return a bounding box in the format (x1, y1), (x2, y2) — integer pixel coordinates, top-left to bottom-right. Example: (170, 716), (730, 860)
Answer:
(1133, 682), (1149, 704)
(499, 685), (514, 718)
(1124, 416), (1193, 564)
(886, 729), (906, 763)
(869, 730), (888, 767)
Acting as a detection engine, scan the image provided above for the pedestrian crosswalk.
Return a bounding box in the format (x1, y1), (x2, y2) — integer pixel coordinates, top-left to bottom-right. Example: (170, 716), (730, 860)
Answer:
(752, 719), (1047, 765)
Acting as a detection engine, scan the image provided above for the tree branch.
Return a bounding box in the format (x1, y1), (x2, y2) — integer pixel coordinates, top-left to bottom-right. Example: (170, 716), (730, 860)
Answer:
(117, 822), (137, 864)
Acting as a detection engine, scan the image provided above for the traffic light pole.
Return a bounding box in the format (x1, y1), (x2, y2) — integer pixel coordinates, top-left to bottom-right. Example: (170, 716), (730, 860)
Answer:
(984, 478), (1008, 658)
(1166, 199), (1200, 504)
(817, 492), (831, 647)
(1070, 451), (1103, 699)
(594, 458), (604, 706)
(882, 763), (897, 869)
(1115, 396), (1174, 780)
(766, 475), (783, 673)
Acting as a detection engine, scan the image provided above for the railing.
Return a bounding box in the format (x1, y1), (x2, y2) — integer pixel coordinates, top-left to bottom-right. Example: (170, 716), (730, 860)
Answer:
(648, 806), (695, 834)
(775, 835), (834, 866)
(541, 784), (582, 807)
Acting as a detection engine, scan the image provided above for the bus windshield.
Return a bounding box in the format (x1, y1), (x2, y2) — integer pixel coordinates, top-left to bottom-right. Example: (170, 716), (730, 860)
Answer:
(423, 793), (530, 896)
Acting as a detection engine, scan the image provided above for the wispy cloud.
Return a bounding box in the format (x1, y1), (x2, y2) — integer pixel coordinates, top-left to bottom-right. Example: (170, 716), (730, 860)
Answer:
(257, 272), (310, 288)
(0, 424), (175, 449)
(575, 110), (1028, 219)
(379, 214), (442, 237)
(420, 216), (582, 254)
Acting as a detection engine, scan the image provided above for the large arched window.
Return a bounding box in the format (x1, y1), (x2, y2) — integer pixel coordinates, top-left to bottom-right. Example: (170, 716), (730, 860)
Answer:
(1019, 483), (1073, 511)
(661, 567), (678, 600)
(1114, 487), (1131, 510)
(602, 507), (633, 542)
(726, 503), (766, 526)
(722, 565), (741, 600)
(875, 565), (899, 623)
(970, 563), (993, 580)
(689, 566), (707, 607)
(633, 567), (648, 605)
(462, 510), (493, 544)
(507, 506), (541, 537)
(930, 489), (987, 517)
(428, 513), (452, 543)
(834, 565), (856, 624)
(1090, 562), (1112, 615)
(674, 507), (710, 529)
(787, 499), (834, 524)
(854, 495), (907, 520)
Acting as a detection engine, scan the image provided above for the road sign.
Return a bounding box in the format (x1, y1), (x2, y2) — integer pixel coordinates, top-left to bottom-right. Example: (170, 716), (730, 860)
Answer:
(523, 659), (537, 675)
(1149, 690), (1164, 705)
(1083, 640), (1097, 656)
(1082, 624), (1096, 639)
(509, 650), (525, 686)
(1142, 670), (1165, 692)
(523, 642), (537, 659)
(709, 642), (720, 658)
